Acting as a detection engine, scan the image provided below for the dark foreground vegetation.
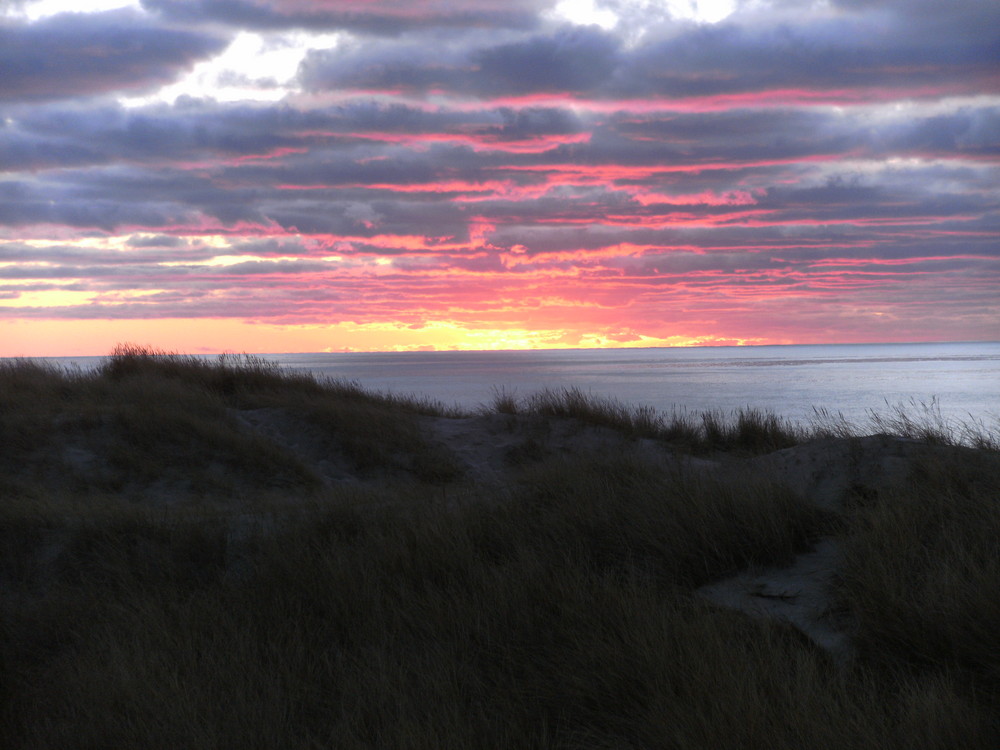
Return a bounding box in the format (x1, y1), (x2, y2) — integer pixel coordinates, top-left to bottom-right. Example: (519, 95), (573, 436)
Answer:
(1, 345), (998, 748)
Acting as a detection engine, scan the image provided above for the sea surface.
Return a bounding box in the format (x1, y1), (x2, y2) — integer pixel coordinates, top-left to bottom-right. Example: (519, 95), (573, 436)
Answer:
(43, 341), (999, 429)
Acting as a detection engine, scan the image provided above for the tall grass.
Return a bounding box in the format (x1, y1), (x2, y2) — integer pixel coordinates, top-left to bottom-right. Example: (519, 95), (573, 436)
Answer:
(811, 398), (999, 451)
(98, 343), (460, 416)
(99, 342), (323, 396)
(0, 345), (461, 503)
(3, 345), (999, 746)
(6, 453), (997, 748)
(492, 386), (998, 454)
(491, 386), (806, 453)
(838, 449), (1000, 687)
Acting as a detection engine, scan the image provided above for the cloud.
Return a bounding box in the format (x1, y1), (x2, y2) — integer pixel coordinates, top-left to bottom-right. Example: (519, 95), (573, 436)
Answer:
(611, 12), (1000, 102)
(298, 24), (621, 97)
(1, 98), (586, 173)
(0, 9), (228, 103)
(473, 25), (619, 94)
(2, 0), (998, 350)
(141, 0), (553, 34)
(298, 2), (1000, 102)
(3, 98), (997, 247)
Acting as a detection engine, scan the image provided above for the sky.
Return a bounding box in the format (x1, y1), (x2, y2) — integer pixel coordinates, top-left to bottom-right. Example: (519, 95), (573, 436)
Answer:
(1, 0), (998, 356)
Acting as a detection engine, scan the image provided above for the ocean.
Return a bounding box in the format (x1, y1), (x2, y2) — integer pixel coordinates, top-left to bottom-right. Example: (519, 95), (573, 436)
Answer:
(44, 341), (999, 428)
(275, 341), (1000, 427)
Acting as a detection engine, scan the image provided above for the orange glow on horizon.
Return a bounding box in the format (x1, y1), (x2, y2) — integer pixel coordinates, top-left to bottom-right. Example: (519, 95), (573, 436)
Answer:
(0, 317), (771, 358)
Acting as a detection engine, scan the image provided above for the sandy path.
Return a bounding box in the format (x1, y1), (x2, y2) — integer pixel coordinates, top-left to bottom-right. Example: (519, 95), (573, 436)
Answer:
(698, 538), (853, 662)
(695, 435), (994, 664)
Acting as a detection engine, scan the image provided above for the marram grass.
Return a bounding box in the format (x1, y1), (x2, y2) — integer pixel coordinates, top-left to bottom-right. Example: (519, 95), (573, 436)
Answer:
(1, 346), (998, 748)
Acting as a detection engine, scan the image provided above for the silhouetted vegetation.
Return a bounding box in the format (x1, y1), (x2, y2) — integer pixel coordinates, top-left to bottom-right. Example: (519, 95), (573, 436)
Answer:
(1, 346), (998, 748)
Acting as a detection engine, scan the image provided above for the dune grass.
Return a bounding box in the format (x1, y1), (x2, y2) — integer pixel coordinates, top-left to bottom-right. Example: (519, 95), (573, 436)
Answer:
(493, 386), (809, 454)
(493, 385), (998, 454)
(3, 456), (997, 748)
(0, 345), (461, 504)
(1, 346), (998, 747)
(838, 447), (1000, 687)
(101, 343), (459, 417)
(810, 397), (1000, 451)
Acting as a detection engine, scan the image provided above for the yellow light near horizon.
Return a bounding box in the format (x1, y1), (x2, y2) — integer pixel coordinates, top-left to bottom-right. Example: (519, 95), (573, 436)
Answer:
(196, 254), (279, 267)
(5, 305), (907, 359)
(0, 315), (767, 359)
(0, 289), (96, 308)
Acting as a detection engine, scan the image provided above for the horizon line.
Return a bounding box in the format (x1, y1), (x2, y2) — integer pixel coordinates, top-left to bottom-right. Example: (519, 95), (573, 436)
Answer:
(10, 338), (1000, 361)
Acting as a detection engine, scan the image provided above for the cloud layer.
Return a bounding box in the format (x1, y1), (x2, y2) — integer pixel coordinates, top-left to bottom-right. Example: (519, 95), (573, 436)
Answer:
(1, 0), (998, 353)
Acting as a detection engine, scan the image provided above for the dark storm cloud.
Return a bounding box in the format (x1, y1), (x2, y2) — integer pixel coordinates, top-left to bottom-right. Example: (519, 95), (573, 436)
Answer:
(0, 194), (193, 232)
(1, 99), (584, 173)
(827, 0), (996, 34)
(610, 12), (1000, 101)
(1, 101), (306, 172)
(125, 234), (189, 248)
(0, 167), (232, 231)
(227, 237), (315, 256)
(644, 0), (1000, 99)
(214, 141), (483, 186)
(296, 31), (481, 94)
(473, 25), (619, 94)
(482, 199), (1000, 254)
(298, 2), (1000, 101)
(299, 24), (621, 96)
(261, 197), (471, 240)
(2, 86), (996, 241)
(603, 108), (851, 153)
(0, 10), (228, 103)
(485, 106), (583, 139)
(3, 97), (997, 237)
(141, 0), (552, 34)
(880, 107), (1000, 158)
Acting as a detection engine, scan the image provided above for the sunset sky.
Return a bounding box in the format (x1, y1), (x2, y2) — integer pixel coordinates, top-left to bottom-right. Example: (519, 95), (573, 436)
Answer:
(1, 0), (998, 356)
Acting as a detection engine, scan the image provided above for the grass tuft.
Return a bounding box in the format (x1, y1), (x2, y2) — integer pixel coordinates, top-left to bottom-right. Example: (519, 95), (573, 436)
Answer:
(488, 385), (521, 415)
(493, 386), (806, 454)
(525, 386), (665, 439)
